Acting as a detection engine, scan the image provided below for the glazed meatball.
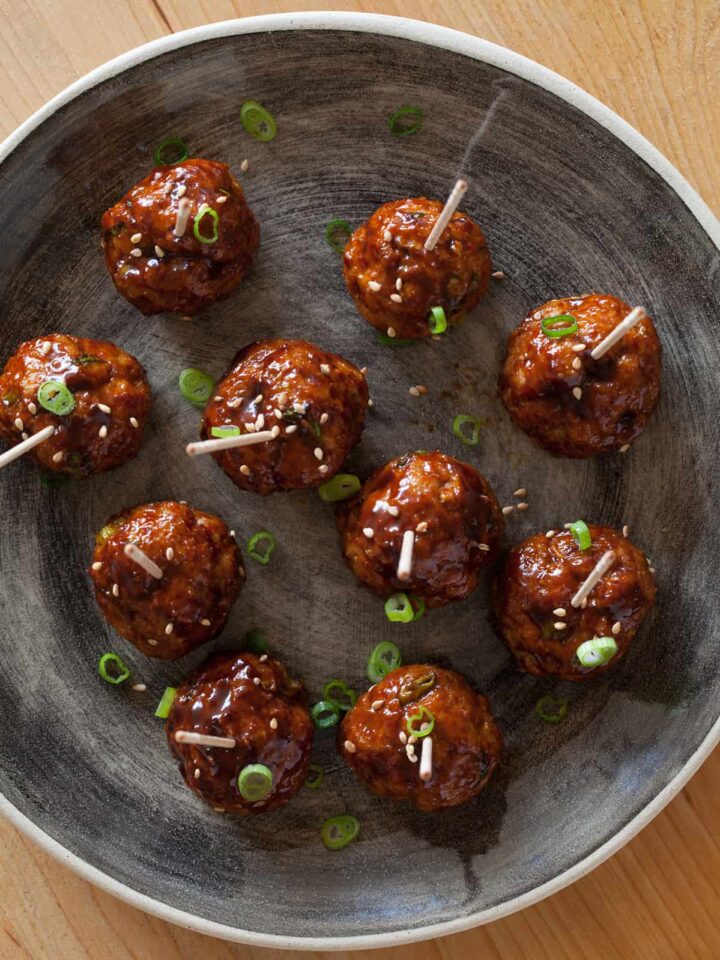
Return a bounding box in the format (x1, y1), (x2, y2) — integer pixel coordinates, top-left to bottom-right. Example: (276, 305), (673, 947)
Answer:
(101, 158), (259, 316)
(343, 197), (492, 340)
(201, 339), (368, 495)
(90, 501), (243, 658)
(493, 524), (656, 680)
(340, 664), (502, 811)
(167, 651), (314, 814)
(499, 293), (661, 457)
(337, 451), (503, 608)
(0, 334), (150, 476)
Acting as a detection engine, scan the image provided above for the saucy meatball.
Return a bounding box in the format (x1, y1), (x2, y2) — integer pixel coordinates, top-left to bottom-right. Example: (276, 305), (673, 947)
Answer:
(167, 651), (314, 814)
(337, 451), (503, 608)
(499, 293), (661, 457)
(340, 664), (502, 811)
(493, 524), (656, 681)
(0, 334), (150, 476)
(90, 500), (243, 659)
(343, 197), (492, 340)
(201, 338), (368, 495)
(101, 158), (259, 316)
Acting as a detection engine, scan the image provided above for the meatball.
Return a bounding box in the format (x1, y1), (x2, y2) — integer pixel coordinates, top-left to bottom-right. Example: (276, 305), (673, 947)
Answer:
(0, 334), (150, 476)
(101, 158), (259, 316)
(343, 196), (492, 340)
(90, 500), (243, 658)
(167, 651), (314, 814)
(337, 451), (503, 608)
(493, 524), (656, 680)
(499, 293), (661, 457)
(200, 338), (368, 495)
(340, 664), (502, 811)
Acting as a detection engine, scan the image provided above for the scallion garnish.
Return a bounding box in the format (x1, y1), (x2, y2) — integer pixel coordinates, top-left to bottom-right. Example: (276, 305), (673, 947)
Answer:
(193, 204), (219, 244)
(239, 100), (277, 141)
(388, 105), (423, 137)
(428, 306), (447, 335)
(325, 219), (352, 254)
(406, 705), (435, 738)
(569, 520), (592, 551)
(237, 763), (273, 801)
(37, 380), (75, 416)
(452, 413), (482, 446)
(247, 530), (277, 565)
(242, 629), (268, 654)
(367, 641), (402, 683)
(98, 652), (130, 685)
(321, 814), (360, 850)
(311, 700), (341, 729)
(155, 686), (177, 718)
(399, 670), (436, 704)
(179, 367), (214, 407)
(306, 764), (324, 789)
(322, 679), (357, 712)
(410, 596), (426, 621)
(384, 592), (414, 623)
(377, 333), (417, 346)
(535, 695), (569, 723)
(210, 425), (241, 438)
(318, 473), (361, 502)
(576, 636), (618, 668)
(153, 136), (189, 166)
(541, 314), (578, 339)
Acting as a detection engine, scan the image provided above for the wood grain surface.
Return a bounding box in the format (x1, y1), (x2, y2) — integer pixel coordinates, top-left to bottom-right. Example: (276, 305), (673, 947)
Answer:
(0, 1), (718, 958)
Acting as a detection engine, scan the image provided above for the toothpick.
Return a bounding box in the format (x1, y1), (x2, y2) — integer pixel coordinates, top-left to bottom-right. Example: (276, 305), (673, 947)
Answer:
(0, 425), (54, 471)
(424, 179), (468, 251)
(571, 550), (616, 608)
(186, 430), (275, 457)
(396, 530), (415, 581)
(174, 731), (236, 749)
(419, 736), (433, 782)
(590, 307), (647, 360)
(123, 542), (163, 579)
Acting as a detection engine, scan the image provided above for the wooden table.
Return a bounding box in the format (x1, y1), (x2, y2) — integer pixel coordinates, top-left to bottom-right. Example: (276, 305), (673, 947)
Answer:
(1, 2), (718, 957)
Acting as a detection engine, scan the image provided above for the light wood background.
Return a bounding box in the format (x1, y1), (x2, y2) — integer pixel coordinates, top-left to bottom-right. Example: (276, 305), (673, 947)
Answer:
(1, 1), (718, 958)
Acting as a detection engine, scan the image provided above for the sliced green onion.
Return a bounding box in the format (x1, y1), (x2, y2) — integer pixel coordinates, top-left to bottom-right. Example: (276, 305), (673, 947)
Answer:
(247, 530), (276, 565)
(242, 629), (268, 654)
(406, 704), (435, 738)
(576, 636), (618, 668)
(569, 520), (592, 551)
(399, 670), (436, 704)
(311, 700), (341, 729)
(325, 219), (352, 254)
(367, 641), (402, 683)
(77, 354), (105, 366)
(321, 814), (360, 850)
(155, 686), (177, 718)
(410, 596), (426, 621)
(98, 652), (130, 685)
(40, 472), (71, 488)
(193, 204), (219, 244)
(318, 473), (361, 502)
(377, 333), (417, 346)
(535, 695), (569, 723)
(306, 764), (324, 789)
(37, 380), (74, 416)
(237, 763), (273, 801)
(388, 105), (423, 137)
(384, 592), (414, 623)
(428, 306), (447, 335)
(541, 314), (578, 339)
(322, 679), (357, 712)
(153, 136), (189, 166)
(210, 425), (241, 438)
(452, 413), (482, 446)
(179, 367), (214, 407)
(240, 100), (277, 141)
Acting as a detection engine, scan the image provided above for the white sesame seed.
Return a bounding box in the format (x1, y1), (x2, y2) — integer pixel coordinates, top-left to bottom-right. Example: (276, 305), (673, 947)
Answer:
(155, 245), (165, 258)
(383, 229), (392, 242)
(229, 530), (235, 538)
(572, 387), (583, 400)
(176, 184), (187, 198)
(409, 386), (420, 397)
(546, 530), (556, 538)
(216, 195), (228, 205)
(572, 343), (585, 353)
(553, 608), (566, 617)
(97, 403), (111, 414)
(166, 547), (174, 561)
(649, 567), (656, 574)
(612, 622), (622, 635)
(367, 398), (374, 407)
(344, 740), (357, 754)
(99, 425), (108, 439)
(194, 768), (201, 779)
(227, 398), (241, 408)
(581, 597), (588, 609)
(130, 232), (142, 243)
(132, 683), (147, 692)
(240, 465), (251, 476)
(390, 293), (403, 303)
(27, 402), (37, 415)
(277, 392), (287, 405)
(409, 735), (418, 744)
(368, 280), (382, 292)
(270, 718), (278, 729)
(253, 677), (261, 686)
(130, 417), (139, 428)
(91, 561), (103, 571)
(318, 413), (328, 425)
(293, 402), (304, 413)
(502, 506), (514, 516)
(273, 409), (283, 419)
(572, 357), (582, 370)
(363, 527), (374, 538)
(270, 425), (280, 438)
(52, 451), (63, 463)
(21, 432), (28, 441)
(479, 543), (490, 551)
(148, 639), (158, 646)
(255, 414), (265, 430)
(513, 488), (527, 497)
(313, 447), (323, 460)
(387, 505), (399, 517)
(285, 425), (297, 434)
(360, 367), (368, 375)
(387, 327), (396, 338)
(201, 618), (211, 626)
(254, 394), (263, 404)
(40, 341), (51, 355)
(165, 623), (173, 635)
(241, 159), (249, 172)
(415, 521), (428, 533)
(623, 525), (629, 537)
(517, 502), (529, 511)
(399, 732), (408, 744)
(260, 654), (268, 662)
(112, 583), (119, 597)
(372, 700), (383, 711)
(492, 270), (505, 280)
(395, 277), (403, 290)
(130, 247), (142, 258)
(554, 621), (567, 630)
(620, 443), (630, 453)
(13, 418), (23, 431)
(320, 363), (330, 375)
(318, 464), (329, 474)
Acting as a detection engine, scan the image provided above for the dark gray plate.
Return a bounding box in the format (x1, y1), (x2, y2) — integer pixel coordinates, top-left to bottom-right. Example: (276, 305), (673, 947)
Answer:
(0, 13), (718, 950)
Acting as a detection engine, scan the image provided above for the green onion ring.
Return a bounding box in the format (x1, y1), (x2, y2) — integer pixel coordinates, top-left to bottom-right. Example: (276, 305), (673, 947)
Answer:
(311, 700), (341, 729)
(37, 380), (75, 416)
(322, 679), (357, 712)
(410, 596), (426, 621)
(318, 473), (361, 503)
(321, 815), (360, 851)
(388, 105), (423, 137)
(193, 204), (219, 244)
(242, 629), (268, 654)
(428, 306), (447, 335)
(325, 219), (352, 254)
(153, 136), (189, 166)
(237, 763), (273, 802)
(178, 367), (214, 407)
(569, 519), (592, 551)
(367, 641), (402, 683)
(247, 530), (277, 565)
(306, 764), (324, 789)
(377, 333), (417, 346)
(535, 695), (569, 723)
(406, 704), (435, 738)
(384, 593), (414, 623)
(239, 100), (277, 141)
(541, 314), (578, 339)
(576, 636), (618, 668)
(452, 413), (482, 446)
(154, 686), (177, 718)
(98, 652), (130, 685)
(210, 425), (241, 438)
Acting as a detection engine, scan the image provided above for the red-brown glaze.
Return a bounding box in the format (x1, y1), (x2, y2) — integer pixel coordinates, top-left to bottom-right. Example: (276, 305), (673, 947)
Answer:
(493, 525), (656, 681)
(499, 293), (661, 457)
(340, 664), (502, 811)
(90, 501), (244, 659)
(201, 339), (369, 495)
(337, 451), (503, 608)
(0, 334), (150, 476)
(101, 158), (259, 316)
(343, 197), (492, 340)
(167, 651), (313, 814)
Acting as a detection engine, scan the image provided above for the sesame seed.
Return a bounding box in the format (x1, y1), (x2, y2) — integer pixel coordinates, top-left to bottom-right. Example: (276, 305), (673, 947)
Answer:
(293, 402), (304, 413)
(554, 621), (567, 630)
(612, 622), (622, 635)
(27, 402), (37, 415)
(390, 293), (403, 303)
(201, 618), (211, 626)
(230, 530), (235, 538)
(274, 409), (283, 419)
(148, 639), (158, 646)
(572, 357), (582, 370)
(155, 245), (165, 258)
(99, 425), (108, 438)
(270, 425), (280, 438)
(399, 732), (407, 744)
(363, 527), (374, 538)
(318, 414), (329, 427)
(513, 488), (526, 497)
(176, 184), (187, 198)
(313, 447), (323, 460)
(387, 505), (399, 517)
(502, 506), (514, 516)
(285, 425), (297, 434)
(165, 623), (173, 635)
(52, 451), (63, 463)
(194, 768), (201, 779)
(21, 432), (28, 441)
(553, 608), (566, 617)
(371, 699), (383, 711)
(318, 464), (329, 474)
(254, 394), (263, 404)
(479, 543), (490, 551)
(270, 718), (278, 730)
(368, 280), (382, 292)
(395, 278), (403, 290)
(166, 547), (174, 561)
(240, 465), (251, 476)
(572, 343), (585, 353)
(132, 683), (147, 692)
(387, 327), (396, 338)
(492, 270), (505, 280)
(241, 159), (249, 172)
(253, 677), (261, 686)
(91, 561), (103, 571)
(130, 417), (139, 428)
(649, 567), (656, 573)
(130, 232), (142, 243)
(622, 525), (629, 537)
(344, 740), (357, 754)
(216, 195), (228, 205)
(383, 229), (392, 242)
(572, 387), (582, 400)
(320, 363), (330, 375)
(277, 392), (287, 405)
(255, 414), (265, 430)
(360, 366), (368, 375)
(14, 418), (23, 431)
(620, 443), (630, 453)
(40, 341), (51, 355)
(260, 654), (268, 662)
(415, 521), (428, 533)
(409, 386), (420, 397)
(546, 530), (556, 538)
(130, 247), (142, 258)
(517, 502), (529, 511)
(112, 583), (119, 597)
(97, 403), (111, 414)
(367, 398), (374, 407)
(581, 597), (588, 609)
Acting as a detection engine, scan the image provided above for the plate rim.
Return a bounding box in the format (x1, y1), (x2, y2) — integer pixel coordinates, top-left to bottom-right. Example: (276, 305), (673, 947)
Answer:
(1, 10), (719, 951)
